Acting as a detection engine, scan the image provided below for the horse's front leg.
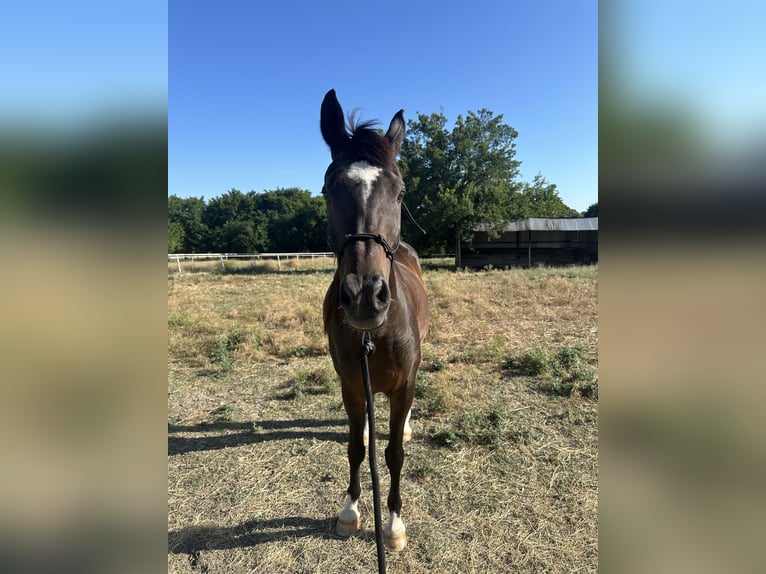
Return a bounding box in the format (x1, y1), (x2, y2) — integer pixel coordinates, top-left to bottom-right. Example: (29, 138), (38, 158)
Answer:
(403, 407), (413, 442)
(337, 385), (366, 537)
(383, 386), (414, 551)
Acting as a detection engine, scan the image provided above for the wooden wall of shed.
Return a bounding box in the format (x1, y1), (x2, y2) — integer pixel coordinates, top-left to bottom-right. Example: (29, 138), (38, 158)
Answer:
(460, 229), (598, 268)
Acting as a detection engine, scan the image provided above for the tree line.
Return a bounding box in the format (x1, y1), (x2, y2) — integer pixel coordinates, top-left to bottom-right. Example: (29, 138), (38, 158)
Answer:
(169, 108), (596, 255)
(168, 187), (326, 254)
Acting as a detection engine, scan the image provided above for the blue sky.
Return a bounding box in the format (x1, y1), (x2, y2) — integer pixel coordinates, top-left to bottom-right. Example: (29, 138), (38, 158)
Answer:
(169, 0), (598, 212)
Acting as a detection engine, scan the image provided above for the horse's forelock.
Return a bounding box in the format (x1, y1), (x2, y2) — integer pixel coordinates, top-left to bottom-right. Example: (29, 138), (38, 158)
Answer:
(341, 114), (398, 170)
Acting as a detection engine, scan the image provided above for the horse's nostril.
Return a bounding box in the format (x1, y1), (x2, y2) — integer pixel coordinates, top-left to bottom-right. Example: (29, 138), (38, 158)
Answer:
(340, 275), (361, 308)
(376, 280), (391, 307)
(340, 273), (389, 315)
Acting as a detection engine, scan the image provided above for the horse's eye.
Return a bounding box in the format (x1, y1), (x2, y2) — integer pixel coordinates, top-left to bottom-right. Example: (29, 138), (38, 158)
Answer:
(397, 189), (405, 203)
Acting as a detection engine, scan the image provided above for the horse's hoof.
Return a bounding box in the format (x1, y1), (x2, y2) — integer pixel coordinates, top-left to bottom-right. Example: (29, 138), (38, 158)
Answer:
(338, 495), (361, 537)
(383, 531), (408, 551)
(384, 512), (407, 550)
(336, 516), (360, 537)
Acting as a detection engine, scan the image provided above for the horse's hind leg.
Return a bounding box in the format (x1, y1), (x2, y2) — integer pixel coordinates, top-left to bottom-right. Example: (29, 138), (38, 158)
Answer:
(383, 388), (414, 551)
(337, 388), (366, 537)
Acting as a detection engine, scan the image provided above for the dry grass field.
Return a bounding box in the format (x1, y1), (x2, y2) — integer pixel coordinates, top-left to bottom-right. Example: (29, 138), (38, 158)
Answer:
(168, 258), (598, 573)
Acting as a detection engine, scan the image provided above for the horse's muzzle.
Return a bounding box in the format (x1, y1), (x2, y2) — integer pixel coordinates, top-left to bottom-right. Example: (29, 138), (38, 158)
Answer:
(339, 273), (391, 330)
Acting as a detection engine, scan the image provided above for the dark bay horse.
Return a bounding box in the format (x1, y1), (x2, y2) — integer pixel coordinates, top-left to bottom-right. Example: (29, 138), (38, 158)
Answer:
(320, 89), (429, 551)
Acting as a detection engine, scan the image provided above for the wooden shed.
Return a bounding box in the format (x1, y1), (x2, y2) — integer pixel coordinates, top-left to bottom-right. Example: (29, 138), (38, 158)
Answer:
(459, 217), (598, 268)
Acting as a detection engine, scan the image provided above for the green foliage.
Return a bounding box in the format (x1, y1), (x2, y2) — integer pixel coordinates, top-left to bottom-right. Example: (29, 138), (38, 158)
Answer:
(431, 403), (507, 448)
(553, 345), (585, 373)
(430, 356), (447, 371)
(511, 174), (581, 219)
(516, 346), (550, 376)
(415, 372), (453, 417)
(509, 345), (598, 397)
(544, 346), (598, 397)
(202, 189), (270, 252)
(285, 368), (337, 399)
(168, 220), (184, 253)
(399, 109), (522, 254)
(209, 403), (237, 423)
(168, 187), (329, 254)
(255, 188), (327, 253)
(457, 403), (506, 446)
(212, 330), (246, 373)
(168, 195), (209, 252)
(583, 202), (598, 217)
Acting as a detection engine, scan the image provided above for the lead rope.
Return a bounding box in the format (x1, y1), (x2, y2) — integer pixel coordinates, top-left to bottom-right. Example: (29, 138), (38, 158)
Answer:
(360, 331), (386, 574)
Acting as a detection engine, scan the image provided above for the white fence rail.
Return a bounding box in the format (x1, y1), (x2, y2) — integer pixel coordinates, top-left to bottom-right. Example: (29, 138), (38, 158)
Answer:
(168, 252), (335, 273)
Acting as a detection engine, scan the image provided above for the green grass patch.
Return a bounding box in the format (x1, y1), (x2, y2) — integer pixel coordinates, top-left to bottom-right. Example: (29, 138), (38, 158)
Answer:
(507, 344), (598, 397)
(453, 337), (508, 365)
(514, 345), (550, 375)
(431, 403), (508, 448)
(284, 367), (337, 399)
(210, 329), (247, 373)
(415, 371), (455, 417)
(209, 403), (237, 423)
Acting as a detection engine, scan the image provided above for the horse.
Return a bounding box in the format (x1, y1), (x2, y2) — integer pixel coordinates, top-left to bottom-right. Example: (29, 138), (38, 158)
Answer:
(320, 89), (429, 551)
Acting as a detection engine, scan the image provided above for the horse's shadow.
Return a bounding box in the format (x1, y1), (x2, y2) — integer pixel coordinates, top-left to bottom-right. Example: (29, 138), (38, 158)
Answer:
(168, 418), (348, 455)
(168, 516), (338, 554)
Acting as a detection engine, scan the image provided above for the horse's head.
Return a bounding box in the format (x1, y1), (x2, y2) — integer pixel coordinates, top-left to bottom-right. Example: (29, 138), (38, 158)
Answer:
(320, 89), (406, 331)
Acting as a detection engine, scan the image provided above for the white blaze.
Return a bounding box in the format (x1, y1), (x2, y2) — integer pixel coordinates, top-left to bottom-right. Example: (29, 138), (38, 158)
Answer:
(346, 161), (382, 209)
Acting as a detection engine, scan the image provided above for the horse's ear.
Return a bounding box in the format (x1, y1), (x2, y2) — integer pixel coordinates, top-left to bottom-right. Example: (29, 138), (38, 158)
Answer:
(385, 110), (405, 152)
(321, 89), (348, 155)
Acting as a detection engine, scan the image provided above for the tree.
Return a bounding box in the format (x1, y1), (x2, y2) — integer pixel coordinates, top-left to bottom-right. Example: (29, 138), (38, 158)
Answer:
(202, 189), (268, 252)
(289, 196), (329, 252)
(168, 219), (184, 253)
(583, 202), (598, 217)
(253, 188), (328, 252)
(174, 187), (328, 254)
(511, 174), (581, 219)
(399, 109), (522, 255)
(168, 195), (210, 252)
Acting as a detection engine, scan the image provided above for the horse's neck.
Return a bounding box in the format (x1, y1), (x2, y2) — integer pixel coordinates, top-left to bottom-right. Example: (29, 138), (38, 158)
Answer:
(390, 257), (429, 343)
(388, 261), (416, 321)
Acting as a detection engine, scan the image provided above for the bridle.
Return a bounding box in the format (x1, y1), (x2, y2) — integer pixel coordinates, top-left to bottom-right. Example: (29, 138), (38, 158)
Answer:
(341, 233), (397, 262)
(324, 164), (425, 264)
(335, 211), (424, 262)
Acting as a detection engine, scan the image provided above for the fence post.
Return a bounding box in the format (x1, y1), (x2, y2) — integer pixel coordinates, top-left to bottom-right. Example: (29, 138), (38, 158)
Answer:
(176, 254), (182, 274)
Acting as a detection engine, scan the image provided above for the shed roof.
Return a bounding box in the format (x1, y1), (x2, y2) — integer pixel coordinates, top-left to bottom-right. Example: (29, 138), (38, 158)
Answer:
(476, 217), (598, 233)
